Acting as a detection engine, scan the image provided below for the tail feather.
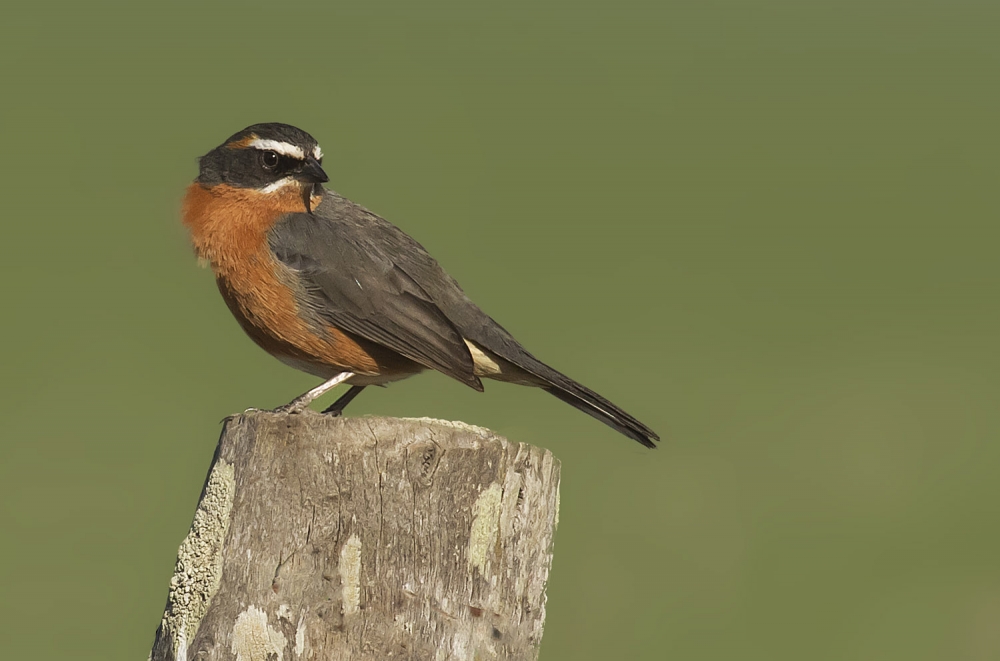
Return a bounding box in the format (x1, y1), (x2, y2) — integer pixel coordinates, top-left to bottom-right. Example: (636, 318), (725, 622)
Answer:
(455, 310), (659, 447)
(545, 385), (659, 448)
(474, 334), (659, 447)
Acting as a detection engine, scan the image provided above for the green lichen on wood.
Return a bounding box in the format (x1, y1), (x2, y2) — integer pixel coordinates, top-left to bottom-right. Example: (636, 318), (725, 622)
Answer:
(468, 482), (503, 574)
(161, 460), (236, 659)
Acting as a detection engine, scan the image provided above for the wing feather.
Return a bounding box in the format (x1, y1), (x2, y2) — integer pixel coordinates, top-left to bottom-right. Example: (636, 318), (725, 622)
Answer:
(268, 200), (481, 390)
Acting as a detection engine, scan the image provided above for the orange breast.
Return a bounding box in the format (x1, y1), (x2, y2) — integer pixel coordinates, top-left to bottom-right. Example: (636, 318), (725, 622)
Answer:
(182, 183), (404, 377)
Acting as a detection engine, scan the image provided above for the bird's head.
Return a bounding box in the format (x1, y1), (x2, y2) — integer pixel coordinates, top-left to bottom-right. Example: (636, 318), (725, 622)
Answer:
(197, 123), (329, 211)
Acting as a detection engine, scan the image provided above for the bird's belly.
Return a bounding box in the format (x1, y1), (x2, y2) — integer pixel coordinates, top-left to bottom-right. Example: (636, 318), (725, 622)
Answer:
(217, 264), (425, 382)
(273, 352), (423, 386)
(187, 185), (421, 381)
(346, 371), (422, 386)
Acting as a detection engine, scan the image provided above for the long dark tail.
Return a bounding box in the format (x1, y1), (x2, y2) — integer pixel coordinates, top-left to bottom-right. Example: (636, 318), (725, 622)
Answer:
(464, 326), (659, 448)
(541, 377), (659, 448)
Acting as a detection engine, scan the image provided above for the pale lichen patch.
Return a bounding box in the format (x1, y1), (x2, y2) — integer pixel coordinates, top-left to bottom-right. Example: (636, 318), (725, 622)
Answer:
(232, 605), (287, 661)
(294, 614), (306, 657)
(450, 631), (472, 661)
(340, 534), (363, 615)
(468, 482), (503, 573)
(161, 460), (235, 658)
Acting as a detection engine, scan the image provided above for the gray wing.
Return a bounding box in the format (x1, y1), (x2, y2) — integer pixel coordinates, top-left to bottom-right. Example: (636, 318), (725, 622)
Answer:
(272, 192), (659, 446)
(268, 196), (482, 390)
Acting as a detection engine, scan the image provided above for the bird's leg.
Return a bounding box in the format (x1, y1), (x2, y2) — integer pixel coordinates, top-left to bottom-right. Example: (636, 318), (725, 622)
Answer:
(321, 385), (366, 417)
(274, 372), (355, 414)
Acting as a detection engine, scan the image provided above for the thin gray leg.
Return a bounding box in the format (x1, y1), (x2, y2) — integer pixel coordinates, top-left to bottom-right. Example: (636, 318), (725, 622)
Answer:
(275, 372), (355, 414)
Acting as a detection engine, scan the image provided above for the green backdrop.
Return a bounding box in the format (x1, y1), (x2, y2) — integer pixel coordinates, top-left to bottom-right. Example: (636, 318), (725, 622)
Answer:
(2, 2), (998, 659)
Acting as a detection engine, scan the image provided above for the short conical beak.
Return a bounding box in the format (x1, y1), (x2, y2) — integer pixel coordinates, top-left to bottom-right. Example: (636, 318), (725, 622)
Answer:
(297, 157), (329, 184)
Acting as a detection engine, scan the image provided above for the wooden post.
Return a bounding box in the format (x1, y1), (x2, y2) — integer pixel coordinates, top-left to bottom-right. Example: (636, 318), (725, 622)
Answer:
(149, 411), (561, 661)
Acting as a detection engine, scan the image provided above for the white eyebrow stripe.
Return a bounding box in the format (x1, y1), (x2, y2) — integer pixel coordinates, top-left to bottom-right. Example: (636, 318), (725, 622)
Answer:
(313, 145), (323, 160)
(248, 139), (305, 160)
(259, 176), (297, 193)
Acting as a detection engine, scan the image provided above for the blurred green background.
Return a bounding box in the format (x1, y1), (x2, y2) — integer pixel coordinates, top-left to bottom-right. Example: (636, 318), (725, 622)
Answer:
(1, 2), (998, 659)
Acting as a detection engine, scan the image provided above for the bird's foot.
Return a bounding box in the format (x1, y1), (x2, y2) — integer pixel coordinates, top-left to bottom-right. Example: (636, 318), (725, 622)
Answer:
(320, 385), (366, 417)
(271, 400), (309, 415)
(221, 404), (306, 422)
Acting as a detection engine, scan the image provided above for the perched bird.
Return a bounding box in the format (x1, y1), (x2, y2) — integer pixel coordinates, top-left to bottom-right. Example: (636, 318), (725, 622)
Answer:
(183, 123), (659, 447)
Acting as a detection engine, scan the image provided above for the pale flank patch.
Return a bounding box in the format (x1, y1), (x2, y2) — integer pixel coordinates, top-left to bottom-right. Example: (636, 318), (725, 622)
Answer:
(465, 339), (502, 377)
(249, 138), (306, 160)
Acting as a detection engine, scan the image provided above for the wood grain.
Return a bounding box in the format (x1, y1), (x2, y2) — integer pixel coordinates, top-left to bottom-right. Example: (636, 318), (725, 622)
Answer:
(150, 412), (561, 661)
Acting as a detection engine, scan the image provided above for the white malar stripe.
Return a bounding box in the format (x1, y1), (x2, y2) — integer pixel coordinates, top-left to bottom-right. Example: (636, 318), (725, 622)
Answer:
(313, 145), (323, 160)
(259, 176), (298, 193)
(249, 138), (306, 160)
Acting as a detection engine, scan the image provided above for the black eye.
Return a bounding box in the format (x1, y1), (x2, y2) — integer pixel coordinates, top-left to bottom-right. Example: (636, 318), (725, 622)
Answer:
(260, 150), (279, 169)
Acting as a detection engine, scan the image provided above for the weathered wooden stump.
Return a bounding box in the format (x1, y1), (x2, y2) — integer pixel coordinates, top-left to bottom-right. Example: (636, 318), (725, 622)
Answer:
(150, 411), (561, 661)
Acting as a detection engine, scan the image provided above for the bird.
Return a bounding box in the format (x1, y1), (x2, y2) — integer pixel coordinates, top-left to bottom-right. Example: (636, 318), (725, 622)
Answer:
(183, 123), (659, 448)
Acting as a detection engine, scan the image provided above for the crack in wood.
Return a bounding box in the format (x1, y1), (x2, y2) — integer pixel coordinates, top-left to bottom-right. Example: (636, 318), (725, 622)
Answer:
(149, 412), (560, 661)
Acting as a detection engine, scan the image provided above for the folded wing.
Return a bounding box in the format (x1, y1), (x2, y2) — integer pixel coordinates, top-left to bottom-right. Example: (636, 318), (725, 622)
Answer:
(268, 201), (482, 390)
